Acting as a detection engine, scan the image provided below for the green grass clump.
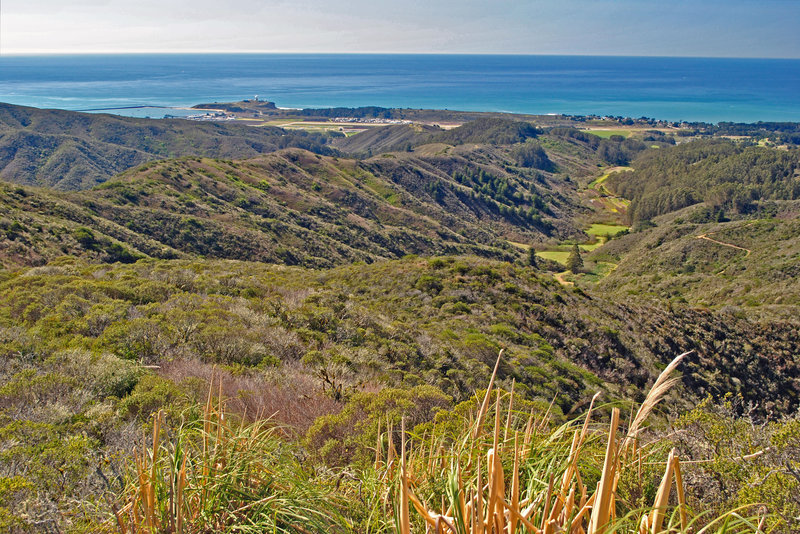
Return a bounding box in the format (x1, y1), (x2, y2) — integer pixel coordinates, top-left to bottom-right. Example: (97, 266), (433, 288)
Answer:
(117, 389), (350, 533)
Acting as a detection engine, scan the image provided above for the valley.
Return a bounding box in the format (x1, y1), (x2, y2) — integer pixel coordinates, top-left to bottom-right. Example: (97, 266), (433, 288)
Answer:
(0, 102), (799, 532)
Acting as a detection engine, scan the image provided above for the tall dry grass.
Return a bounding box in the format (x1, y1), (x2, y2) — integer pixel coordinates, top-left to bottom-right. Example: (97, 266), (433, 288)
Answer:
(389, 350), (766, 534)
(114, 375), (348, 533)
(115, 351), (767, 533)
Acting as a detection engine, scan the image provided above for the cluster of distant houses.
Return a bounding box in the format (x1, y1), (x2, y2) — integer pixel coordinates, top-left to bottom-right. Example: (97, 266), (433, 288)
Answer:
(332, 117), (411, 124)
(165, 111), (236, 121)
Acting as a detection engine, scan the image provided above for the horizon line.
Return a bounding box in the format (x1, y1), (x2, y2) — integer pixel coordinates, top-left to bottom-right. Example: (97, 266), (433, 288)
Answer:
(1, 50), (799, 61)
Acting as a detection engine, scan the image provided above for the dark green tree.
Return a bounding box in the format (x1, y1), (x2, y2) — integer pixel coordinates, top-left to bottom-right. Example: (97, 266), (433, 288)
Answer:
(566, 244), (583, 274)
(528, 247), (537, 268)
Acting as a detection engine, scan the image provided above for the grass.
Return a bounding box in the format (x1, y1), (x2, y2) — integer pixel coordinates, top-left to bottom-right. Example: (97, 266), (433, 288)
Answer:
(586, 223), (630, 237)
(116, 377), (349, 533)
(588, 167), (632, 189)
(594, 195), (630, 213)
(117, 350), (767, 533)
(540, 224), (629, 264)
(537, 250), (570, 265)
(584, 129), (632, 139)
(557, 261), (618, 284)
(392, 350), (765, 534)
(579, 241), (605, 252)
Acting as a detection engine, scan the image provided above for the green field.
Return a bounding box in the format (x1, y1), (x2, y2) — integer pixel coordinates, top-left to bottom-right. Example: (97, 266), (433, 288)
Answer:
(579, 241), (604, 251)
(586, 223), (630, 237)
(539, 223), (629, 266)
(585, 129), (632, 139)
(537, 250), (571, 265)
(556, 260), (618, 284)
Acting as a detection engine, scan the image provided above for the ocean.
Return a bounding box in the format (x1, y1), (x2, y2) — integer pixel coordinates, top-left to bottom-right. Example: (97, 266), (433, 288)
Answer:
(0, 54), (798, 123)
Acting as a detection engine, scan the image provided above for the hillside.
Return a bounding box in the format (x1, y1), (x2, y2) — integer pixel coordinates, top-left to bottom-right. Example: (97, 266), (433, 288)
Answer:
(605, 139), (800, 223)
(2, 255), (799, 528)
(593, 202), (800, 312)
(1, 104), (800, 532)
(0, 103), (337, 190)
(332, 123), (442, 154)
(2, 116), (658, 270)
(0, 146), (585, 269)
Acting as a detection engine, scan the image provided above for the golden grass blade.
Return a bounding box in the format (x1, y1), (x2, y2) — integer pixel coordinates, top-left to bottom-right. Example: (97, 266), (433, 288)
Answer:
(510, 433), (520, 534)
(672, 454), (688, 532)
(650, 448), (676, 534)
(559, 430), (581, 504)
(457, 468), (468, 534)
(428, 422), (438, 472)
(541, 473), (554, 530)
(493, 392), (502, 454)
(499, 495), (542, 533)
(148, 410), (162, 530)
(486, 448), (499, 533)
(569, 493), (595, 534)
(487, 391), (505, 533)
(562, 486), (576, 526)
(387, 418), (396, 469)
(407, 487), (437, 527)
(504, 379), (515, 443)
(538, 393), (558, 433)
(524, 411), (535, 451)
(202, 374), (213, 504)
(576, 468), (586, 506)
(476, 455), (484, 534)
(375, 418), (382, 470)
(587, 408), (620, 534)
(407, 487), (459, 533)
(474, 349), (503, 440)
(177, 453), (187, 534)
(639, 514), (650, 534)
(579, 392), (600, 445)
(400, 417), (410, 534)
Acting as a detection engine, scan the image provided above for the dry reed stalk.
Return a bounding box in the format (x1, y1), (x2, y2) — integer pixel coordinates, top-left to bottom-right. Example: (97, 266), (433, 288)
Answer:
(475, 455), (484, 534)
(569, 492), (596, 533)
(523, 411), (535, 452)
(376, 418), (383, 470)
(587, 407), (620, 534)
(504, 379), (516, 443)
(510, 433), (521, 534)
(499, 496), (541, 532)
(649, 448), (676, 533)
(537, 394), (558, 433)
(399, 417), (411, 534)
(673, 454), (688, 531)
(176, 453), (187, 534)
(473, 349), (503, 440)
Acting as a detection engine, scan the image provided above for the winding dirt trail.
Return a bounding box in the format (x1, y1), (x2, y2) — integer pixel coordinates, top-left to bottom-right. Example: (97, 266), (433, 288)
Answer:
(696, 232), (752, 256)
(553, 271), (574, 286)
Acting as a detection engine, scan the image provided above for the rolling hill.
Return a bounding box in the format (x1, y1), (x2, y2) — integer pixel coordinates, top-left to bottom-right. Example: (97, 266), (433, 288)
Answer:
(2, 104), (800, 532)
(0, 103), (338, 190)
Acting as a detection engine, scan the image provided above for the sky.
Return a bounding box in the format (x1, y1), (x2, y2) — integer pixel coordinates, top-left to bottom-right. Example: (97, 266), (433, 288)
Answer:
(2, 0), (799, 58)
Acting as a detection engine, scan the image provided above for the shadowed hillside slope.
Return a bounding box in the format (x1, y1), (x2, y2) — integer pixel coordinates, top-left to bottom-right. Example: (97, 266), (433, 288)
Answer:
(2, 256), (798, 415)
(0, 103), (338, 190)
(0, 145), (589, 269)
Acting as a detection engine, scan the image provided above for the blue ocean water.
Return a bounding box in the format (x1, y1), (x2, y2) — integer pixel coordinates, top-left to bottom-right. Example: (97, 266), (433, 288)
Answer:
(0, 54), (798, 123)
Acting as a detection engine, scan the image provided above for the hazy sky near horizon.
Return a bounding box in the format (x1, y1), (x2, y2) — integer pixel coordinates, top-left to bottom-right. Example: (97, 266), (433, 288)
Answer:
(2, 0), (799, 58)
